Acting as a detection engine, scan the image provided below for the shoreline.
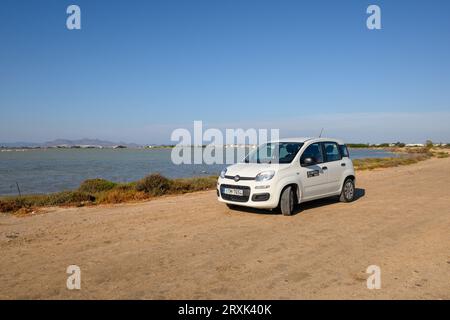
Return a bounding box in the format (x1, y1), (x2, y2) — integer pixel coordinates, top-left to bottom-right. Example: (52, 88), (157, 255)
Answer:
(1, 156), (450, 299)
(1, 147), (448, 214)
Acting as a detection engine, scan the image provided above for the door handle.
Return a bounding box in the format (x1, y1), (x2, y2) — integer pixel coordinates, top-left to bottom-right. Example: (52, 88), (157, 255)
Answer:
(322, 166), (328, 170)
(341, 163), (346, 167)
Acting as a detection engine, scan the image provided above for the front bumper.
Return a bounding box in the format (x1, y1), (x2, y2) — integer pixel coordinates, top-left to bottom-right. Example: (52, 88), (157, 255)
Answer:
(217, 178), (279, 209)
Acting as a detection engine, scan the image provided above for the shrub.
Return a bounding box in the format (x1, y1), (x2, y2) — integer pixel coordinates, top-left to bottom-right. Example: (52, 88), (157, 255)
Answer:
(96, 189), (147, 204)
(347, 143), (370, 148)
(403, 147), (433, 156)
(353, 153), (431, 171)
(78, 179), (117, 193)
(0, 175), (218, 213)
(0, 191), (95, 213)
(45, 191), (95, 206)
(114, 182), (136, 191)
(434, 151), (449, 158)
(170, 176), (217, 193)
(0, 198), (27, 213)
(135, 173), (171, 195)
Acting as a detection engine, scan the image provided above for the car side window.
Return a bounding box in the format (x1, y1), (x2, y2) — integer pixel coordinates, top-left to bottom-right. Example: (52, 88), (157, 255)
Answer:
(323, 142), (342, 162)
(300, 143), (324, 165)
(339, 144), (349, 158)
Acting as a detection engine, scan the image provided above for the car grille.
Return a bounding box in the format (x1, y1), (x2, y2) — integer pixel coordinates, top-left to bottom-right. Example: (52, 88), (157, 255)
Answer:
(224, 175), (255, 181)
(220, 184), (251, 202)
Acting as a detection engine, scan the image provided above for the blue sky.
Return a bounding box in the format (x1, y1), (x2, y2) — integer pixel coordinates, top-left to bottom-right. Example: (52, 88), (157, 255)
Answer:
(1, 0), (450, 144)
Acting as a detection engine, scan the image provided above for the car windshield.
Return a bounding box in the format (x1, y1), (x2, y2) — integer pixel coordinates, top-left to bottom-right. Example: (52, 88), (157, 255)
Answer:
(244, 142), (304, 164)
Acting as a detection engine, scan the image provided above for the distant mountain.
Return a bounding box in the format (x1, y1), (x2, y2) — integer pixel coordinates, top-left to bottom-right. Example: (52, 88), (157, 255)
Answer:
(1, 139), (142, 148)
(0, 141), (42, 148)
(42, 138), (141, 148)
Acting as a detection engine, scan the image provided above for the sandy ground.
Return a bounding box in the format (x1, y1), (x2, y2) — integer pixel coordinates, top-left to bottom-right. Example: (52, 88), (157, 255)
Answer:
(1, 157), (450, 299)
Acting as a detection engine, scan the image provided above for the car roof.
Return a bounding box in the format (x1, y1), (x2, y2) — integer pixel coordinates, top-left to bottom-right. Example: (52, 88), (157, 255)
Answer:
(270, 137), (345, 144)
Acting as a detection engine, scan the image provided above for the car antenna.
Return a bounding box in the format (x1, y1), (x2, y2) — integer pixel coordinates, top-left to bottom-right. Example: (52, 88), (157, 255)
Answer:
(319, 128), (324, 138)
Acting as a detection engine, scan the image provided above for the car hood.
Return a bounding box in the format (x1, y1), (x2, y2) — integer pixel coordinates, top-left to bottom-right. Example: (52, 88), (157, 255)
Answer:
(224, 163), (286, 178)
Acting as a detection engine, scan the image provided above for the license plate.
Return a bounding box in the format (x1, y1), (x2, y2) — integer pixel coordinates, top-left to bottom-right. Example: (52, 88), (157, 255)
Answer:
(224, 188), (244, 196)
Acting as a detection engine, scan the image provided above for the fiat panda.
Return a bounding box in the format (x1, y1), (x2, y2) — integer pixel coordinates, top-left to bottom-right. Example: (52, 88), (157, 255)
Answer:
(217, 138), (355, 215)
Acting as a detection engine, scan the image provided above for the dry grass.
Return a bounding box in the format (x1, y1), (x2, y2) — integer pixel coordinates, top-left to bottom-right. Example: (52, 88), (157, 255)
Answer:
(353, 155), (430, 170)
(78, 178), (117, 193)
(354, 147), (434, 170)
(95, 189), (148, 204)
(0, 174), (217, 214)
(432, 151), (449, 158)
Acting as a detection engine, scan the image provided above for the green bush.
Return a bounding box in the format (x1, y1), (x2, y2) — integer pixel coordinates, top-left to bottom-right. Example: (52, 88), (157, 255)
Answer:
(78, 178), (117, 193)
(135, 173), (171, 195)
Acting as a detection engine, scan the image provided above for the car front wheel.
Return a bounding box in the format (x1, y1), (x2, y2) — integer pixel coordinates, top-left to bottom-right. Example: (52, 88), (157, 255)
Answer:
(340, 178), (355, 202)
(280, 186), (295, 216)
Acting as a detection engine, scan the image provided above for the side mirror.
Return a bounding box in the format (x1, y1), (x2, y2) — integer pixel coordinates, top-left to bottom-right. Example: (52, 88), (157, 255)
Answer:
(302, 157), (315, 166)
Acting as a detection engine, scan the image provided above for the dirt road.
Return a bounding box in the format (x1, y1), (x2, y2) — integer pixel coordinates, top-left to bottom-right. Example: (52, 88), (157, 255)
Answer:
(1, 158), (450, 299)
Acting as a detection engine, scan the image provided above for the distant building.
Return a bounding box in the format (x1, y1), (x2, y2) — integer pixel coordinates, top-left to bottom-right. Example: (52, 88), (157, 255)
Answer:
(405, 143), (424, 147)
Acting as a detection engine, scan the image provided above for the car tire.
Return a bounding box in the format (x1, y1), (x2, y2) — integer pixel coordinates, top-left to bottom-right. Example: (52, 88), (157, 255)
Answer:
(340, 178), (355, 202)
(280, 186), (295, 216)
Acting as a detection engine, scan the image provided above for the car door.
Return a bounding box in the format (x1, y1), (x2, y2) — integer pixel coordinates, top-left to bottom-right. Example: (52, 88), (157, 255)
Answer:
(299, 142), (329, 200)
(322, 141), (345, 194)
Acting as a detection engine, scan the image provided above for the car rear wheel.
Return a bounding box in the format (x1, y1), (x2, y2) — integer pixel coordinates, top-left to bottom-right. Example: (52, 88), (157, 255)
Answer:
(280, 186), (295, 216)
(340, 178), (355, 202)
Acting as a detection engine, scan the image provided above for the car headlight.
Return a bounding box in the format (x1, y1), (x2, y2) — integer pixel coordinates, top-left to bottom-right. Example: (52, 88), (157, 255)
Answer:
(255, 170), (275, 182)
(220, 168), (227, 179)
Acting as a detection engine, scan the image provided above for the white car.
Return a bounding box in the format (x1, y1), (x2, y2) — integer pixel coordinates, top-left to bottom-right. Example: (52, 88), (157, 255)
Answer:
(217, 137), (356, 215)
